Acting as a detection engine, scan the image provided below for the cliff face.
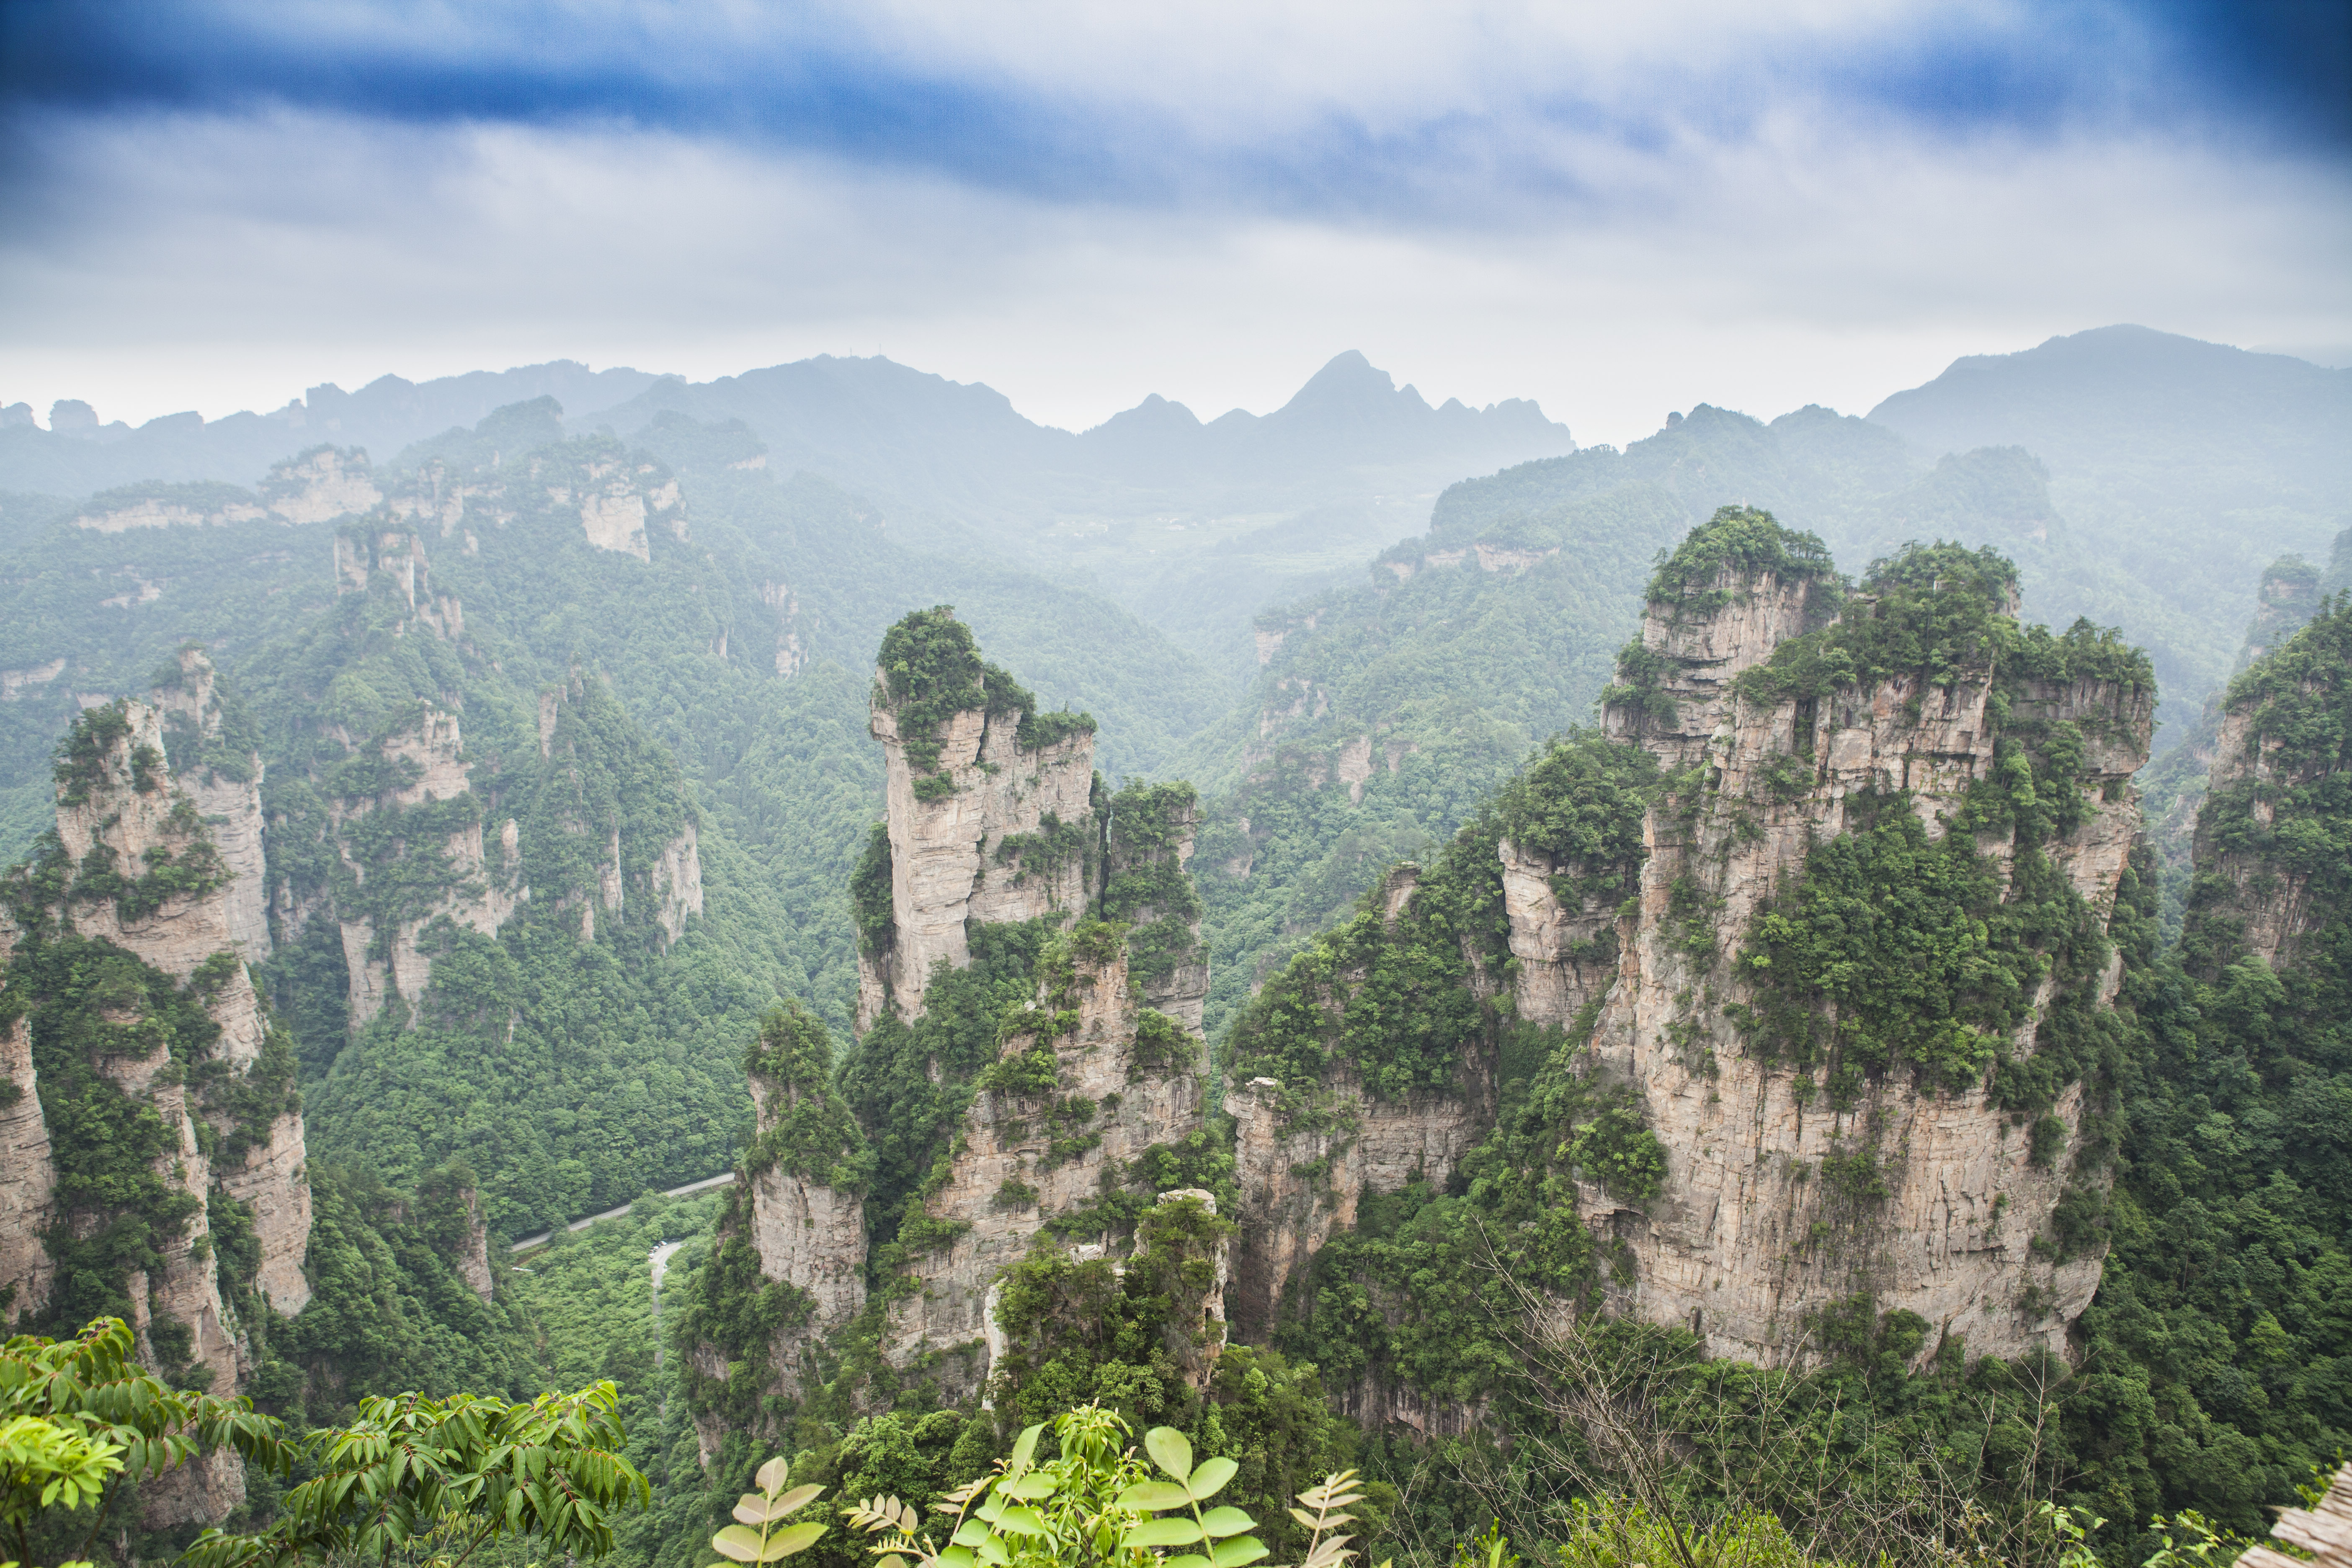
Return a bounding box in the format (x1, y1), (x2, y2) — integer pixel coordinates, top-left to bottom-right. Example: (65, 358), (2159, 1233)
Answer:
(0, 700), (314, 1529)
(332, 705), (522, 1029)
(154, 650), (271, 960)
(0, 1014), (57, 1319)
(2184, 592), (2349, 975)
(1224, 869), (1495, 1343)
(1560, 557), (2151, 1364)
(884, 931), (1206, 1399)
(1226, 1062), (1489, 1344)
(743, 1071), (868, 1392)
(857, 679), (1096, 1032)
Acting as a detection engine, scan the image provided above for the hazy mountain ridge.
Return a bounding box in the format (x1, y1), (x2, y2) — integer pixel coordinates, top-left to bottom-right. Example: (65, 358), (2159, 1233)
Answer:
(0, 361), (664, 502)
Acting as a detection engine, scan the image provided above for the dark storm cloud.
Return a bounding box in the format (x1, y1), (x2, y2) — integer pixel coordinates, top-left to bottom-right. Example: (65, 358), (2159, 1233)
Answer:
(3, 1), (2344, 226)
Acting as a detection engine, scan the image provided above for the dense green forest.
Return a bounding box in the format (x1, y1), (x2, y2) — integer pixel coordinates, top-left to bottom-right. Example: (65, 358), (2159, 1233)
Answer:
(3, 336), (2347, 1568)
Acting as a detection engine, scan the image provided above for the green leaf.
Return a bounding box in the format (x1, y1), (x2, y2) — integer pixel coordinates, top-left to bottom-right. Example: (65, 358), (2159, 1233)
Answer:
(1009, 1423), (1046, 1474)
(952, 1521), (993, 1548)
(937, 1548), (975, 1568)
(1166, 1556), (1212, 1568)
(776, 1484), (823, 1516)
(976, 1535), (1010, 1567)
(1213, 1537), (1270, 1568)
(1126, 1518), (1205, 1548)
(1117, 1481), (1196, 1512)
(763, 1522), (826, 1560)
(1144, 1428), (1194, 1484)
(996, 1507), (1047, 1537)
(712, 1525), (768, 1562)
(757, 1457), (791, 1496)
(1187, 1458), (1239, 1501)
(1003, 1474), (1060, 1501)
(1199, 1508), (1256, 1539)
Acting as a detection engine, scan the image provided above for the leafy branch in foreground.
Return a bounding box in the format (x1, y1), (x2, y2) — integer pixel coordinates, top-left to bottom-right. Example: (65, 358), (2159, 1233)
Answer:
(708, 1455), (827, 1567)
(3, 1318), (288, 1568)
(843, 1405), (1375, 1568)
(180, 1380), (647, 1568)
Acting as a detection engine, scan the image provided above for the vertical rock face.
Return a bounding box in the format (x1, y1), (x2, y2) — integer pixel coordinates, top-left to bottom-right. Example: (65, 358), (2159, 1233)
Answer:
(1224, 870), (1496, 1342)
(744, 1071), (868, 1386)
(3, 700), (315, 1524)
(455, 1188), (495, 1303)
(1568, 554), (2151, 1365)
(652, 820), (705, 950)
(883, 932), (1206, 1399)
(153, 650), (271, 960)
(0, 1014), (57, 1318)
(1226, 1064), (1491, 1345)
(2187, 608), (2347, 973)
(857, 680), (1096, 1032)
(334, 705), (522, 1029)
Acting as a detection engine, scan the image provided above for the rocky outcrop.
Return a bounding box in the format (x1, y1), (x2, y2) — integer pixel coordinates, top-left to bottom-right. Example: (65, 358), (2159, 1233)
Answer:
(75, 446), (382, 532)
(1226, 1066), (1491, 1344)
(455, 1187), (495, 1303)
(761, 582), (808, 677)
(884, 932), (1206, 1399)
(219, 1107), (312, 1316)
(2184, 592), (2347, 976)
(54, 704), (272, 1073)
(1225, 866), (1496, 1341)
(0, 1015), (57, 1320)
(152, 650), (270, 959)
(743, 1073), (868, 1398)
(858, 676), (1096, 1032)
(0, 701), (316, 1524)
(1563, 559), (2153, 1366)
(333, 706), (523, 1029)
(651, 821), (705, 950)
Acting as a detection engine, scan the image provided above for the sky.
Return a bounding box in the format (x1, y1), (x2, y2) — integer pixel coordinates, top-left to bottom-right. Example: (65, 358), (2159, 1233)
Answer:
(1, 0), (2347, 448)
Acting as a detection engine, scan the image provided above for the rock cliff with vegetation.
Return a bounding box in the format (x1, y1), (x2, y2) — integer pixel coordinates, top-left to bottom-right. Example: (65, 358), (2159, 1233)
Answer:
(691, 611), (1225, 1423)
(0, 698), (311, 1521)
(1576, 513), (2153, 1363)
(856, 608), (1100, 1032)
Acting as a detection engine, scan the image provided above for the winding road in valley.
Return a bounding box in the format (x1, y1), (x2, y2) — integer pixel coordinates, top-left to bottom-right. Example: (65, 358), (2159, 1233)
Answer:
(508, 1170), (738, 1253)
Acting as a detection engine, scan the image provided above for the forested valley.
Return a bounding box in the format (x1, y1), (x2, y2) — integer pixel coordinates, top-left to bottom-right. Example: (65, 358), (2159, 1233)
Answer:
(1, 330), (2347, 1568)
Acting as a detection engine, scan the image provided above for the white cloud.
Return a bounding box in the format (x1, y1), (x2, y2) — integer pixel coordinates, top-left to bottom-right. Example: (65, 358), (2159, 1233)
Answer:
(1, 94), (2345, 449)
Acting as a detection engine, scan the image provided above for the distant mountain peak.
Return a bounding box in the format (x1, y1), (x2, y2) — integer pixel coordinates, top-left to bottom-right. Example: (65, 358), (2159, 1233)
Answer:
(1278, 350), (1399, 415)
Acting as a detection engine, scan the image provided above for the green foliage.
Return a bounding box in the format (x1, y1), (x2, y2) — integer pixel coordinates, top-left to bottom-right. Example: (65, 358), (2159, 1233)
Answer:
(2060, 834), (2352, 1547)
(1225, 812), (1508, 1113)
(1565, 1107), (1666, 1202)
(1645, 505), (1838, 607)
(278, 1163), (536, 1403)
(704, 1454), (828, 1568)
(1733, 542), (2012, 704)
(1101, 782), (1204, 987)
(184, 1378), (651, 1568)
(745, 1001), (873, 1192)
(50, 703), (136, 807)
(839, 919), (1058, 1254)
(1493, 732), (1659, 903)
(2191, 593), (2350, 907)
(852, 825), (896, 961)
(875, 608), (1094, 776)
(1727, 794), (2111, 1103)
(1, 1318), (290, 1568)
